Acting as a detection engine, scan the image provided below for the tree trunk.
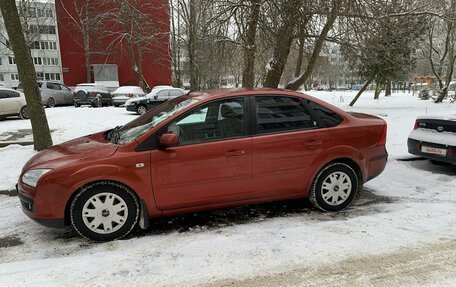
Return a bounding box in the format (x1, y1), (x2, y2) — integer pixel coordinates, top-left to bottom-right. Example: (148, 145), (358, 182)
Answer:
(188, 0), (199, 90)
(285, 0), (341, 91)
(294, 31), (305, 78)
(0, 0), (52, 151)
(349, 78), (373, 107)
(263, 22), (295, 88)
(385, 80), (391, 96)
(374, 82), (381, 99)
(83, 0), (91, 82)
(241, 0), (261, 89)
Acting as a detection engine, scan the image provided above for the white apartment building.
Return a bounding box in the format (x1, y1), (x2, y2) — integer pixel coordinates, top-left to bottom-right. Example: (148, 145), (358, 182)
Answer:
(0, 0), (62, 88)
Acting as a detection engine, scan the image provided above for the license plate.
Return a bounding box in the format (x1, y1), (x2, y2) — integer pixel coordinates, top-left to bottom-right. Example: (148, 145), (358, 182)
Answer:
(421, 146), (447, 156)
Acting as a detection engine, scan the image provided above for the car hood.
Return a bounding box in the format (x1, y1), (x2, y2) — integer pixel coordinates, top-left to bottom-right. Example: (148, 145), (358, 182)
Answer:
(23, 132), (118, 171)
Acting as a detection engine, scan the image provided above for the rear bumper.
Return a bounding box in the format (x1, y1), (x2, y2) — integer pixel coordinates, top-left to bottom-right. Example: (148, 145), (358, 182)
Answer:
(408, 138), (456, 164)
(366, 146), (388, 181)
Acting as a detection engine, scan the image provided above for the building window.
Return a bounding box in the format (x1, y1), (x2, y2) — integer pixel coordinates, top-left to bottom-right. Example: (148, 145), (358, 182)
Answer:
(10, 74), (19, 81)
(31, 41), (40, 49)
(45, 9), (53, 18)
(33, 57), (42, 65)
(36, 72), (44, 80)
(0, 57), (2, 65)
(44, 73), (61, 81)
(28, 8), (37, 18)
(8, 56), (16, 65)
(0, 74), (4, 82)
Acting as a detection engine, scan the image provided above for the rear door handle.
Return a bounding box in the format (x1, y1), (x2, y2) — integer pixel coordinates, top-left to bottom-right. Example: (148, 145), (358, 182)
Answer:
(303, 140), (322, 148)
(225, 150), (245, 157)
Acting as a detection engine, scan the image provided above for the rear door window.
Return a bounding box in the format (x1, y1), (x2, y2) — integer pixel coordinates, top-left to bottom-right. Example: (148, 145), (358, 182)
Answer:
(254, 96), (315, 134)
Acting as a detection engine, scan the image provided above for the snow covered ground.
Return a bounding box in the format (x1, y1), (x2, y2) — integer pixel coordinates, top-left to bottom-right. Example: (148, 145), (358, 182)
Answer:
(0, 91), (455, 286)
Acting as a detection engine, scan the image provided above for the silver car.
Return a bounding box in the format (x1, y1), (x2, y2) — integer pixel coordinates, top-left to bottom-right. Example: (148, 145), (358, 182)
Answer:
(18, 81), (74, 108)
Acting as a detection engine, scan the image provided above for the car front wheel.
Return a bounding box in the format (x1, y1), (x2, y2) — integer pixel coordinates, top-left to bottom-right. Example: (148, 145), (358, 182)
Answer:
(47, 97), (55, 108)
(70, 182), (139, 241)
(136, 105), (147, 115)
(309, 163), (358, 212)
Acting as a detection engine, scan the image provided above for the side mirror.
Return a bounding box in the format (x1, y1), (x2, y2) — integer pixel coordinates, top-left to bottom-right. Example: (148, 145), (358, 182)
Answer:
(159, 133), (179, 148)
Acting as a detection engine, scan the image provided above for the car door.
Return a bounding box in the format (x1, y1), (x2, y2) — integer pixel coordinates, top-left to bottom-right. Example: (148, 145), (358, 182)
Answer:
(49, 82), (64, 104)
(150, 97), (252, 210)
(0, 90), (10, 115)
(251, 95), (329, 198)
(59, 84), (73, 104)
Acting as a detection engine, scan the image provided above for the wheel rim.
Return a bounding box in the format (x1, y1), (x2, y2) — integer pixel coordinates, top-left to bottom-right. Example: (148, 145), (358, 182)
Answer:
(321, 171), (352, 206)
(82, 192), (129, 234)
(21, 107), (28, 118)
(48, 98), (55, 107)
(138, 106), (146, 115)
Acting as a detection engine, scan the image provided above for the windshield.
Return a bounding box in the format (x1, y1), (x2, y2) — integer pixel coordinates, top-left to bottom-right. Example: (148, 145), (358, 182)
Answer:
(116, 96), (198, 144)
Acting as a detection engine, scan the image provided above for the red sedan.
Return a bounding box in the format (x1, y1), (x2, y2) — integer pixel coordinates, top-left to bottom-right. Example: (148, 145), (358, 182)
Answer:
(17, 89), (388, 241)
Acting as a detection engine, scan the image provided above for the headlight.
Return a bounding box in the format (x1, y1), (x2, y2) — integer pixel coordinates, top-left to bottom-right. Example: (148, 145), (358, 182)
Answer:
(22, 169), (52, 188)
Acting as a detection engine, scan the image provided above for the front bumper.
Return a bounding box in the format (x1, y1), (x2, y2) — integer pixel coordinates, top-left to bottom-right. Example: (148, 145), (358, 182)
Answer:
(126, 104), (137, 112)
(408, 138), (456, 164)
(16, 183), (66, 229)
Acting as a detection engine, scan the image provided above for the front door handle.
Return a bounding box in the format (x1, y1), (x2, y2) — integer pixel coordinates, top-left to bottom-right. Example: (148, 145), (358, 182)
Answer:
(225, 150), (245, 157)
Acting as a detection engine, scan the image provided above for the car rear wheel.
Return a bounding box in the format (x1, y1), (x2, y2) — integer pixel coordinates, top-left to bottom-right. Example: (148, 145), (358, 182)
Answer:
(136, 105), (147, 115)
(19, 106), (29, 119)
(309, 163), (358, 212)
(47, 97), (55, 108)
(70, 182), (139, 241)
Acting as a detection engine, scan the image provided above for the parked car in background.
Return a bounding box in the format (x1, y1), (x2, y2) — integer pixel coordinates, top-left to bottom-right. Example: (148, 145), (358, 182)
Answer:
(125, 86), (186, 115)
(0, 88), (29, 119)
(17, 88), (388, 241)
(111, 86), (145, 107)
(19, 81), (73, 108)
(73, 83), (112, 107)
(408, 115), (456, 164)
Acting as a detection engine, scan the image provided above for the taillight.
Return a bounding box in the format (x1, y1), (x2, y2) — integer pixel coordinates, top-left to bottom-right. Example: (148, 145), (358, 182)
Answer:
(413, 120), (419, 130)
(378, 125), (387, 146)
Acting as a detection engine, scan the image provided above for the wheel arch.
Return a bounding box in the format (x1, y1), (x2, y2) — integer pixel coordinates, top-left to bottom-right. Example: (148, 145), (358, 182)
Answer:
(306, 145), (367, 195)
(63, 180), (140, 226)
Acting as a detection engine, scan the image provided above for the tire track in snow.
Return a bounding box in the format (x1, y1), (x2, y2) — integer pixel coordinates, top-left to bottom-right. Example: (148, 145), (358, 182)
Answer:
(200, 239), (456, 287)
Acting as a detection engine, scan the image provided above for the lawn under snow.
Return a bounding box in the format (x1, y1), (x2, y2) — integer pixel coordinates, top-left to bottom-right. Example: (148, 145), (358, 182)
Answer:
(0, 90), (455, 286)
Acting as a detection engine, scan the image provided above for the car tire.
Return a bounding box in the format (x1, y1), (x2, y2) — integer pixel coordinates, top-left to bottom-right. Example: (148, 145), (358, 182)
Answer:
(309, 163), (358, 212)
(70, 182), (139, 242)
(74, 101), (80, 108)
(136, 105), (147, 115)
(19, 106), (29, 119)
(47, 97), (56, 108)
(96, 95), (102, 108)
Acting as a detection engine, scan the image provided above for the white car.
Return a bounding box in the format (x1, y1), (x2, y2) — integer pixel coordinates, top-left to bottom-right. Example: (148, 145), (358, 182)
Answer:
(0, 88), (29, 119)
(408, 115), (456, 164)
(125, 86), (186, 115)
(111, 86), (145, 107)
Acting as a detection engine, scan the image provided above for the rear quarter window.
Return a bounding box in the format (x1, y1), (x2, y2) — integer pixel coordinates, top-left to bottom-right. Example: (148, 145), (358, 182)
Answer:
(305, 100), (342, 128)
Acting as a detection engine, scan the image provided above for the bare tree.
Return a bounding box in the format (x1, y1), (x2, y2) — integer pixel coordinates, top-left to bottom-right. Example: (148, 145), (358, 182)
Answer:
(58, 0), (107, 82)
(0, 0), (52, 151)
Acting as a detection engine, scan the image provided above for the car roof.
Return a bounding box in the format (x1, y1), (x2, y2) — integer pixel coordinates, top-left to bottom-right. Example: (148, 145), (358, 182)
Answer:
(187, 88), (300, 100)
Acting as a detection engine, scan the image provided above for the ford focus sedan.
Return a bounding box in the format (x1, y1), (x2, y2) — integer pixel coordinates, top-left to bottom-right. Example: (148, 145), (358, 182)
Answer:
(17, 89), (388, 241)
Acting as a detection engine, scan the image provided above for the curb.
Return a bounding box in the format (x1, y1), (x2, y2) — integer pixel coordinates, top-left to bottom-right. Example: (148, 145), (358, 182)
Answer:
(0, 141), (34, 148)
(0, 190), (18, 196)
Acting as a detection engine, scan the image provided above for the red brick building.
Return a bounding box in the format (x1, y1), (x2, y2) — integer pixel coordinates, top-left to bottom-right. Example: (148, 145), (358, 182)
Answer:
(55, 0), (171, 88)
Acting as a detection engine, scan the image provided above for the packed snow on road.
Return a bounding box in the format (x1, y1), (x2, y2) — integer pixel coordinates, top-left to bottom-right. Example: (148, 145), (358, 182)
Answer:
(1, 90), (456, 287)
